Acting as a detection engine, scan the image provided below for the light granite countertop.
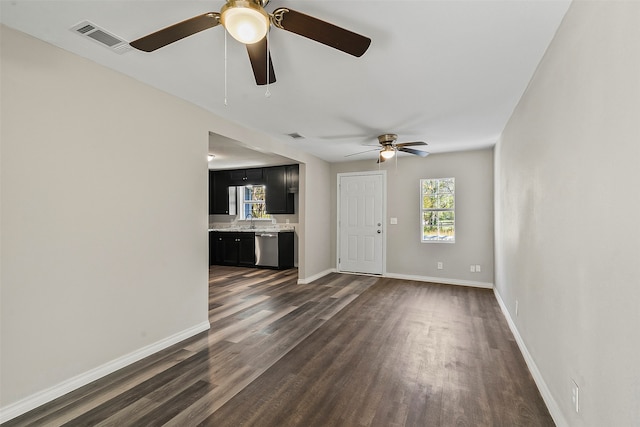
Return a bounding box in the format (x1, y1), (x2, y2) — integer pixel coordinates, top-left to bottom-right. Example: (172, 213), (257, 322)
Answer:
(208, 225), (294, 233)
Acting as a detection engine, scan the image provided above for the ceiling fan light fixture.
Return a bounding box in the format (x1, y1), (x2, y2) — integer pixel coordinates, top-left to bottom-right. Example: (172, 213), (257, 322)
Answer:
(380, 146), (396, 159)
(220, 0), (270, 44)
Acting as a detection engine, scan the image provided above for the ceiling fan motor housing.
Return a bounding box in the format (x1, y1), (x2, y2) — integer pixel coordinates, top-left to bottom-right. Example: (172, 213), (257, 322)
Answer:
(378, 134), (398, 145)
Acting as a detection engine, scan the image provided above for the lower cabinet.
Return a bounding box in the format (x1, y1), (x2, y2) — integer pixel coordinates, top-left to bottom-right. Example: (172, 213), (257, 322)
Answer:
(211, 232), (255, 267)
(210, 231), (295, 269)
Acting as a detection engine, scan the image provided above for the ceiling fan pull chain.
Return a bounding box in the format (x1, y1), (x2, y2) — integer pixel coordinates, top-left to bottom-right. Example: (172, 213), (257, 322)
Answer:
(224, 30), (228, 106)
(395, 148), (398, 172)
(265, 31), (271, 98)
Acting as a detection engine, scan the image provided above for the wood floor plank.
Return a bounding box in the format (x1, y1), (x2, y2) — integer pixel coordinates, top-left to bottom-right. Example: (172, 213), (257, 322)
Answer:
(3, 267), (554, 427)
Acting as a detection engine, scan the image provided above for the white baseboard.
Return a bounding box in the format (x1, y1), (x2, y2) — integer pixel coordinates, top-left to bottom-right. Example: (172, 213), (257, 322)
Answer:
(297, 268), (336, 284)
(493, 290), (568, 427)
(385, 272), (493, 289)
(0, 321), (211, 424)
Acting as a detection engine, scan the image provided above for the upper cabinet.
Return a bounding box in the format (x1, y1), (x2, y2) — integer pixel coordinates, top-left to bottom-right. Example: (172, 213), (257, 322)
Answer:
(228, 168), (264, 186)
(209, 164), (298, 215)
(264, 165), (298, 215)
(209, 171), (236, 215)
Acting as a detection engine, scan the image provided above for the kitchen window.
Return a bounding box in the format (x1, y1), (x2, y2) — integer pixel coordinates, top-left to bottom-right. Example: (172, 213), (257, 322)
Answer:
(420, 178), (455, 243)
(238, 185), (270, 220)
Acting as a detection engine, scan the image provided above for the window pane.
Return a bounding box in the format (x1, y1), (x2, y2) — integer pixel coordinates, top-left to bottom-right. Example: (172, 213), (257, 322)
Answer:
(439, 194), (454, 209)
(439, 211), (454, 222)
(422, 180), (437, 195)
(423, 195), (437, 209)
(423, 211), (436, 225)
(244, 185), (266, 202)
(439, 178), (455, 194)
(423, 226), (439, 240)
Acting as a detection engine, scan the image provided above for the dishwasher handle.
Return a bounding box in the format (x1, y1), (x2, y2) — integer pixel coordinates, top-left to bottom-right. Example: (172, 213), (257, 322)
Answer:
(257, 233), (277, 238)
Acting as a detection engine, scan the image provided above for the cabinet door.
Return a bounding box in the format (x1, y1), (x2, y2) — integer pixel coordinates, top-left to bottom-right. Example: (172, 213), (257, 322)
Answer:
(238, 234), (256, 267)
(278, 231), (295, 269)
(221, 235), (240, 265)
(286, 164), (299, 193)
(211, 171), (232, 215)
(265, 166), (294, 214)
(228, 169), (246, 185)
(212, 233), (239, 265)
(244, 168), (264, 184)
(212, 233), (226, 264)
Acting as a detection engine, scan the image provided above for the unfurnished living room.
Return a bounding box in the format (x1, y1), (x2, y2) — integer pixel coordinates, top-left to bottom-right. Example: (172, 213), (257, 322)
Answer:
(1, 1), (639, 426)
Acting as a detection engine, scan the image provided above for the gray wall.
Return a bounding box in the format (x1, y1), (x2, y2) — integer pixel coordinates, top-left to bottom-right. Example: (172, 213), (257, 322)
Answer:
(494, 2), (640, 426)
(331, 149), (494, 286)
(0, 25), (332, 418)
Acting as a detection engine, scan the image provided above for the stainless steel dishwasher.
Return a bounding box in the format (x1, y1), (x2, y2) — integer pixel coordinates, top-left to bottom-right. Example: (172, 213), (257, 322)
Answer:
(255, 233), (279, 267)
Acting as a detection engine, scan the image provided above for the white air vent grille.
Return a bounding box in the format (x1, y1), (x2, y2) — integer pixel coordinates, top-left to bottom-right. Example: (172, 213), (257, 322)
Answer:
(70, 21), (132, 54)
(287, 132), (305, 139)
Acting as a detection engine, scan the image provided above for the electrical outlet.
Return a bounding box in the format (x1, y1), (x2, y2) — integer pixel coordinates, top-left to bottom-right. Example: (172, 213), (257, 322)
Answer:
(571, 379), (580, 413)
(475, 264), (481, 273)
(470, 265), (476, 273)
(515, 299), (519, 317)
(437, 262), (443, 270)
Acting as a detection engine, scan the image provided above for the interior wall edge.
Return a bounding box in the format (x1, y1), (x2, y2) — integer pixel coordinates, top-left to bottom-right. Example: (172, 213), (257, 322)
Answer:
(297, 268), (336, 285)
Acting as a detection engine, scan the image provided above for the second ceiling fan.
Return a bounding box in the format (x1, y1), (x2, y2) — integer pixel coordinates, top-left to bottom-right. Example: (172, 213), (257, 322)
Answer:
(346, 134), (430, 163)
(129, 0), (372, 85)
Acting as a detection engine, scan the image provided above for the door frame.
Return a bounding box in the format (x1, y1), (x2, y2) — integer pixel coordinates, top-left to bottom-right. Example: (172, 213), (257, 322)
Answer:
(336, 170), (387, 276)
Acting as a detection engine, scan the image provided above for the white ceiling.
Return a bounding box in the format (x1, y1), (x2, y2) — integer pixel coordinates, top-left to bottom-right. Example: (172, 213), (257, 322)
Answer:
(208, 132), (294, 169)
(1, 0), (571, 165)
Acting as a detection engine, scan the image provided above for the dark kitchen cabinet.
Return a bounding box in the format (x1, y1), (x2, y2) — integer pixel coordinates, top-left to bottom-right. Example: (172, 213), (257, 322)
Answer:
(212, 232), (255, 267)
(209, 171), (233, 215)
(211, 165), (298, 215)
(228, 168), (264, 186)
(264, 165), (298, 214)
(286, 164), (299, 193)
(278, 231), (295, 269)
(209, 231), (214, 265)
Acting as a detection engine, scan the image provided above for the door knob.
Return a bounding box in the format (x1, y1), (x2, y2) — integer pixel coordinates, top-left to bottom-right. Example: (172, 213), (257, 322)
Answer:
(377, 230), (381, 234)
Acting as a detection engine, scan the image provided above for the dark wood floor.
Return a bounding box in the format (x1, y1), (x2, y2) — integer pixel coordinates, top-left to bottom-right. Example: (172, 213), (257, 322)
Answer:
(4, 267), (554, 426)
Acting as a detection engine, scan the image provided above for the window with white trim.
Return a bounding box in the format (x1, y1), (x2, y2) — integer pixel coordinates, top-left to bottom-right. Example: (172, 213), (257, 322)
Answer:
(237, 185), (270, 220)
(420, 178), (455, 242)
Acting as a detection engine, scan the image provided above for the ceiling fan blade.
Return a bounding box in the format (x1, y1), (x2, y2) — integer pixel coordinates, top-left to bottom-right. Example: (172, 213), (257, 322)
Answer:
(272, 8), (371, 57)
(345, 148), (380, 157)
(130, 13), (220, 52)
(246, 38), (276, 85)
(398, 147), (430, 157)
(396, 141), (428, 147)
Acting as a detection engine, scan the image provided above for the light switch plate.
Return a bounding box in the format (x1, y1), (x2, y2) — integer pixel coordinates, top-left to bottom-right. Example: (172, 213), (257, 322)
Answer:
(390, 217), (398, 224)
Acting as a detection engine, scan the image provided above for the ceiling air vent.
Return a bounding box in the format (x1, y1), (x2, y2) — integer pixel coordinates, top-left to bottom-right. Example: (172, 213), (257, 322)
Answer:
(70, 21), (132, 54)
(287, 132), (305, 139)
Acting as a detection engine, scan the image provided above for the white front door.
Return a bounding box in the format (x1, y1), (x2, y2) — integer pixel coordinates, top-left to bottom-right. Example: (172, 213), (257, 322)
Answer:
(338, 172), (385, 275)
